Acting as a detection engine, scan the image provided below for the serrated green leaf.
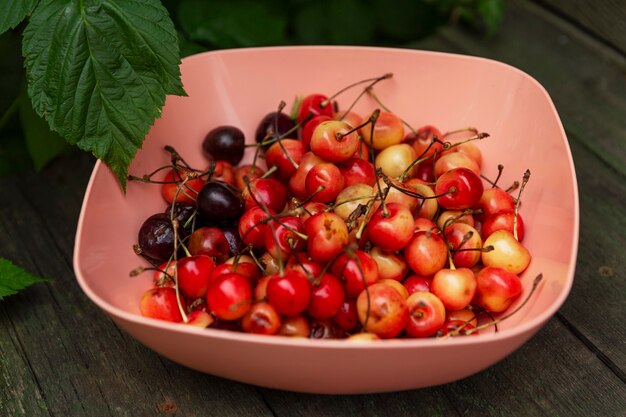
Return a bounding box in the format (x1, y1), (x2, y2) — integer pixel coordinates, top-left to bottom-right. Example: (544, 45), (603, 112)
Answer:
(0, 0), (38, 35)
(22, 0), (185, 190)
(19, 87), (72, 170)
(0, 258), (47, 300)
(179, 0), (287, 48)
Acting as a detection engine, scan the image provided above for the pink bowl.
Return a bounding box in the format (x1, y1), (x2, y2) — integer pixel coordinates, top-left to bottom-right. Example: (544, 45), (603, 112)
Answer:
(73, 46), (579, 393)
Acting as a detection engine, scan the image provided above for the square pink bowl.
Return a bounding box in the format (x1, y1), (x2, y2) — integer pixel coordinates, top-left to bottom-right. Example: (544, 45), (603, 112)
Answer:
(73, 46), (579, 393)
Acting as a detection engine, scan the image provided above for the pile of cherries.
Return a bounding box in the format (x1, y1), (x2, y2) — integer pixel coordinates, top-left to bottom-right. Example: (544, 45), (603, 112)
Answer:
(132, 74), (540, 340)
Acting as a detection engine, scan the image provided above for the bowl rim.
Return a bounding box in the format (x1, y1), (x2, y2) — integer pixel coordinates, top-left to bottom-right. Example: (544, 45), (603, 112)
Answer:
(73, 45), (580, 349)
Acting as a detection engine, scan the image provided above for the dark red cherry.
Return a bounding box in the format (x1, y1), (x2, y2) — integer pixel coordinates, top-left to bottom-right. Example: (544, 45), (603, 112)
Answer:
(203, 126), (245, 166)
(255, 112), (296, 149)
(138, 213), (175, 262)
(197, 181), (244, 224)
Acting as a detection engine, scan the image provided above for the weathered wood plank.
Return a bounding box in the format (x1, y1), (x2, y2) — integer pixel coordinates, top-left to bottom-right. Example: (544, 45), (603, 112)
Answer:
(533, 0), (626, 55)
(412, 0), (626, 178)
(0, 154), (273, 417)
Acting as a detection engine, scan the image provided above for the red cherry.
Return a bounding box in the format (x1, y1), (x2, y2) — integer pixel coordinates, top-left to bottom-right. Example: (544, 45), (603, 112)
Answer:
(265, 216), (307, 261)
(410, 125), (443, 159)
(242, 177), (288, 213)
(473, 266), (523, 313)
(297, 93), (334, 125)
(140, 287), (184, 322)
(241, 302), (281, 335)
(285, 253), (324, 279)
(310, 120), (360, 162)
(356, 282), (408, 339)
(439, 319), (477, 336)
(305, 163), (345, 203)
(188, 227), (230, 262)
(478, 188), (516, 221)
(405, 230), (448, 277)
(161, 168), (205, 204)
(301, 114), (332, 149)
(308, 273), (345, 319)
(265, 139), (305, 180)
(305, 212), (349, 263)
(403, 275), (432, 294)
(337, 157), (376, 187)
(331, 250), (380, 297)
(435, 167), (484, 210)
(431, 268), (477, 311)
(177, 255), (215, 299)
(206, 273), (252, 321)
(482, 210), (525, 241)
(211, 261), (259, 286)
(238, 206), (275, 248)
(278, 315), (311, 337)
(333, 299), (359, 331)
(404, 291), (446, 338)
(266, 270), (311, 317)
(365, 203), (414, 252)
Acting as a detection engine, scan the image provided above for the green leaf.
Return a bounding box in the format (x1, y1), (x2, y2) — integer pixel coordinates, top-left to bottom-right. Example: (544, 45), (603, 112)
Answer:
(19, 87), (72, 170)
(0, 0), (38, 35)
(22, 0), (186, 190)
(178, 0), (287, 48)
(0, 258), (47, 300)
(477, 0), (503, 36)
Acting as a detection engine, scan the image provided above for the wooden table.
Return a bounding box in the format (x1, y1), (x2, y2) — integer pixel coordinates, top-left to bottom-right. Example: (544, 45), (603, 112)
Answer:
(1, 1), (624, 415)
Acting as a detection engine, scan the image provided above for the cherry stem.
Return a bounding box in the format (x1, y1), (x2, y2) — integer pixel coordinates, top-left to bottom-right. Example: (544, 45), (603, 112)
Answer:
(397, 137), (448, 182)
(442, 209), (478, 230)
(492, 164), (504, 189)
(443, 127), (479, 138)
(260, 165), (278, 179)
(349, 247), (372, 330)
(365, 86), (417, 135)
(323, 73), (392, 108)
(171, 219), (189, 324)
(513, 169), (531, 241)
(452, 231), (474, 253)
(506, 181), (520, 193)
(336, 74), (393, 120)
(355, 197), (376, 240)
(273, 101), (300, 171)
(326, 193), (377, 212)
(164, 145), (194, 170)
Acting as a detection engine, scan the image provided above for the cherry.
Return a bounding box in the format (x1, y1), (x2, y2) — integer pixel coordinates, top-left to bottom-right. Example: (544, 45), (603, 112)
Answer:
(379, 278), (409, 299)
(307, 273), (345, 319)
(278, 315), (311, 337)
(266, 270), (311, 317)
(361, 111), (403, 150)
(474, 266), (523, 313)
(482, 210), (525, 241)
(305, 212), (349, 263)
(241, 302), (281, 335)
(203, 126), (245, 166)
(238, 206), (275, 248)
(435, 167), (484, 210)
(333, 299), (359, 331)
(210, 160), (236, 186)
(206, 272), (252, 321)
(305, 162), (345, 203)
(161, 168), (205, 204)
(310, 120), (360, 162)
(331, 250), (380, 298)
(434, 152), (480, 178)
(403, 275), (432, 294)
(309, 318), (347, 339)
(242, 177), (288, 213)
(356, 282), (408, 339)
(288, 151), (325, 200)
(445, 223), (483, 269)
(188, 227), (230, 262)
(369, 246), (408, 281)
(404, 291), (446, 338)
(301, 114), (332, 149)
(376, 143), (417, 178)
(431, 267), (477, 311)
(337, 157), (376, 187)
(255, 111), (296, 149)
(285, 253), (324, 279)
(140, 287), (184, 322)
(478, 188), (516, 221)
(297, 93), (334, 125)
(333, 184), (374, 221)
(409, 125), (443, 160)
(137, 213), (176, 262)
(197, 181), (244, 225)
(264, 216), (307, 261)
(153, 261), (176, 287)
(234, 164), (265, 191)
(437, 210), (475, 230)
(347, 333), (380, 342)
(265, 139), (306, 180)
(366, 203), (414, 252)
(177, 254), (215, 299)
(405, 179), (438, 220)
(482, 230), (531, 275)
(185, 310), (214, 328)
(405, 230), (448, 277)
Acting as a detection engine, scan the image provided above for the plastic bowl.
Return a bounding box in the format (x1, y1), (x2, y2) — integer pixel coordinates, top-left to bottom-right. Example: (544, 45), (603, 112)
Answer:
(73, 46), (579, 394)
